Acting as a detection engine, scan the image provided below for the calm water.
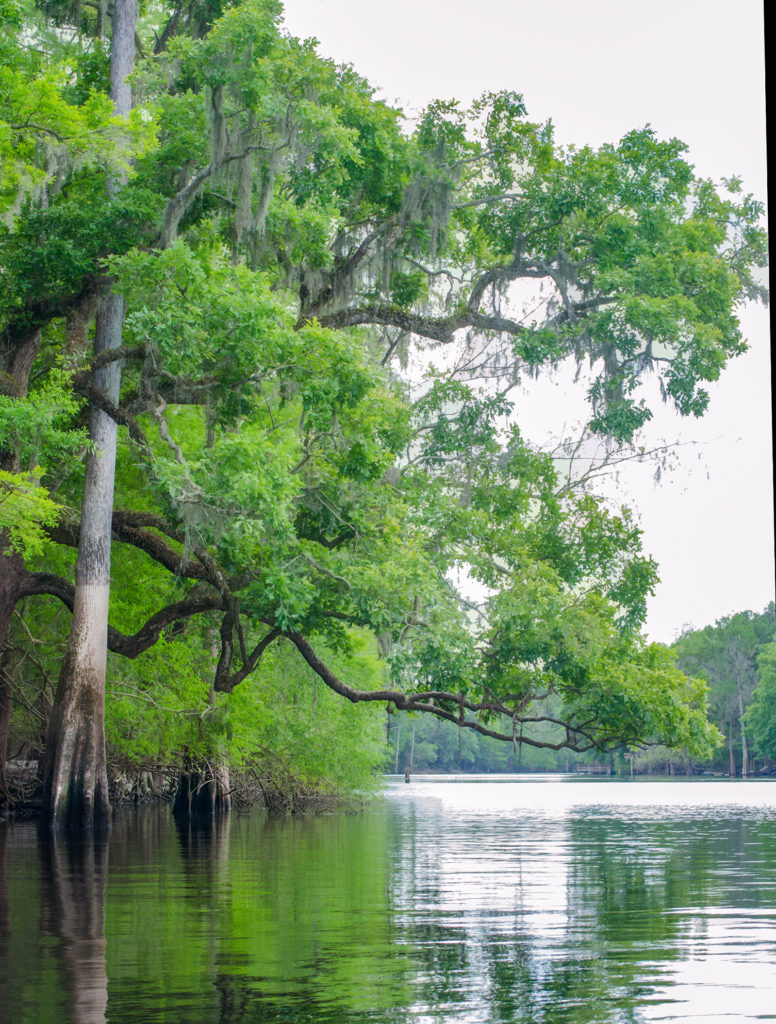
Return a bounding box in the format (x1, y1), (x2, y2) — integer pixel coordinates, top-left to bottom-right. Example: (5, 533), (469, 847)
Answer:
(1, 777), (776, 1023)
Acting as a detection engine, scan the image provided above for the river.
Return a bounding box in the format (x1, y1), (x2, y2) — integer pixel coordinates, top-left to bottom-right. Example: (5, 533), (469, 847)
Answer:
(1, 776), (775, 1023)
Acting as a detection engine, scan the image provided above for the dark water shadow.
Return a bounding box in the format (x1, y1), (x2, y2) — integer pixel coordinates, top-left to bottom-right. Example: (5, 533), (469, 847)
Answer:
(173, 807), (231, 866)
(0, 825), (10, 1022)
(38, 828), (109, 1024)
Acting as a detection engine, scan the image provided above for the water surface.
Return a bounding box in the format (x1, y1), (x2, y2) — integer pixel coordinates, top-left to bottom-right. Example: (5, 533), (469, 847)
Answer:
(1, 776), (775, 1023)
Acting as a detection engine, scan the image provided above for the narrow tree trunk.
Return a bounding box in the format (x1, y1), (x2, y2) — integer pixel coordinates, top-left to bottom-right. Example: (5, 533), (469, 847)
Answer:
(393, 720), (401, 773)
(0, 647), (15, 801)
(737, 683), (749, 779)
(728, 719), (736, 777)
(42, 0), (137, 829)
(0, 554), (26, 798)
(0, 556), (21, 803)
(0, 550), (26, 806)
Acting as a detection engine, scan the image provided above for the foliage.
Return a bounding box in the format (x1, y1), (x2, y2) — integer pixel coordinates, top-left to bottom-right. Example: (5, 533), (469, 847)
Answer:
(1, 0), (769, 803)
(0, 468), (61, 558)
(0, 0), (155, 222)
(745, 642), (776, 761)
(0, 366), (86, 466)
(104, 634), (387, 796)
(674, 605), (776, 772)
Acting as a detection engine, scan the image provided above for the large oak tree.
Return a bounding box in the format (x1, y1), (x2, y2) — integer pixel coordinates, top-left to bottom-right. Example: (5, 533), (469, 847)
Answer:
(0, 0), (767, 823)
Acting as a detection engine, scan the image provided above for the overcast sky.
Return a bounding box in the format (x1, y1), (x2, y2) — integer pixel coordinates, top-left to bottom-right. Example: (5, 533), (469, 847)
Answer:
(281, 0), (773, 642)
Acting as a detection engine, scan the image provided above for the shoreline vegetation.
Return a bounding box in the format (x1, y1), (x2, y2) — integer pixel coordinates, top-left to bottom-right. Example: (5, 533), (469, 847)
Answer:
(3, 602), (773, 827)
(2, 604), (775, 822)
(4, 769), (774, 826)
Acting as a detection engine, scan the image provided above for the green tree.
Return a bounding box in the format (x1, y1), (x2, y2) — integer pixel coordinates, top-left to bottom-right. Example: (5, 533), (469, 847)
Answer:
(674, 605), (776, 775)
(0, 0), (768, 824)
(744, 642), (776, 764)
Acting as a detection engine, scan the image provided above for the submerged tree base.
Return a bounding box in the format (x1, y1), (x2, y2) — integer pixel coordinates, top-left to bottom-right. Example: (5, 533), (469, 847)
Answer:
(172, 763), (231, 821)
(0, 757), (357, 823)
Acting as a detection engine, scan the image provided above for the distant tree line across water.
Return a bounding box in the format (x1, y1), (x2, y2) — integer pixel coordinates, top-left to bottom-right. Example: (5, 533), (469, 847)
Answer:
(390, 604), (776, 778)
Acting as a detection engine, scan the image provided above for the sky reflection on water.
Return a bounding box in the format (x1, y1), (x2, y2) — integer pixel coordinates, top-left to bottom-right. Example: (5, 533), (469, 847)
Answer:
(1, 777), (775, 1023)
(385, 777), (776, 1023)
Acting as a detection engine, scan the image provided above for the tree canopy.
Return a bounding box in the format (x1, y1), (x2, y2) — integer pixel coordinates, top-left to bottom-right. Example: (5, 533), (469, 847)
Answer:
(674, 606), (776, 775)
(0, 0), (769, 817)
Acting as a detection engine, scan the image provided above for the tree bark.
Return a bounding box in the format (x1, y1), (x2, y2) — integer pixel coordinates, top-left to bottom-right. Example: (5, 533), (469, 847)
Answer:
(729, 719), (736, 777)
(42, 0), (137, 829)
(0, 552), (22, 803)
(172, 762), (231, 820)
(0, 650), (12, 800)
(737, 683), (749, 779)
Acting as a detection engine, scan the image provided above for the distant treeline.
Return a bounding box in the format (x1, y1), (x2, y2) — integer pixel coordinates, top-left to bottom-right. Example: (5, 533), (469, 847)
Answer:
(388, 604), (776, 777)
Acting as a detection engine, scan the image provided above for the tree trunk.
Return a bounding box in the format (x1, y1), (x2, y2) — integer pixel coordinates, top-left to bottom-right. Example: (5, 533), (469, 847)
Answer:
(0, 552), (21, 802)
(173, 763), (231, 820)
(737, 683), (749, 778)
(0, 647), (14, 801)
(0, 555), (26, 800)
(728, 719), (736, 777)
(42, 0), (137, 829)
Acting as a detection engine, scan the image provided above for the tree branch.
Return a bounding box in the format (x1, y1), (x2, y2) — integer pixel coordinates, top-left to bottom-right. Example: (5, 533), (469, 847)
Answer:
(214, 623), (281, 693)
(300, 305), (525, 343)
(19, 573), (224, 658)
(286, 631), (603, 752)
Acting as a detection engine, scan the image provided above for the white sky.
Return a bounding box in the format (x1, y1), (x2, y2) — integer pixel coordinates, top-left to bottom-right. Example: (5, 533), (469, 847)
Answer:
(281, 0), (773, 643)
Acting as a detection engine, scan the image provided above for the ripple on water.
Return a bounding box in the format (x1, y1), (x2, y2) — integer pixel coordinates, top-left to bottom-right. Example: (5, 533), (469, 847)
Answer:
(2, 779), (776, 1023)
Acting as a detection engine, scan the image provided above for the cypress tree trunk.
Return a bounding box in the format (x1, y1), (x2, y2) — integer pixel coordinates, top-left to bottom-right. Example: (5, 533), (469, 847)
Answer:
(173, 762), (231, 820)
(42, 0), (137, 829)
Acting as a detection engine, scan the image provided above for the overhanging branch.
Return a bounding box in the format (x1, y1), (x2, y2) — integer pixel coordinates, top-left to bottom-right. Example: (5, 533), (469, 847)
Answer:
(286, 630), (603, 752)
(19, 572), (224, 658)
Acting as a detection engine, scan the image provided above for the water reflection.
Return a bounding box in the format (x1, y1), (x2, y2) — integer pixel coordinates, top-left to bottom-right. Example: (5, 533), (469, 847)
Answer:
(39, 832), (109, 1024)
(0, 779), (775, 1023)
(0, 825), (109, 1024)
(384, 778), (776, 1022)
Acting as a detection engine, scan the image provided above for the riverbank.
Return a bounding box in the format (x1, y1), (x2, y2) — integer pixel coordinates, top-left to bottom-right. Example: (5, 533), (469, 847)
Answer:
(0, 758), (367, 822)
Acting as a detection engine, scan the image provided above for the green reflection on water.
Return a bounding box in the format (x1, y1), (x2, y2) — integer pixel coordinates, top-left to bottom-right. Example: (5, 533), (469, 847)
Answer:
(104, 809), (416, 1023)
(1, 787), (776, 1024)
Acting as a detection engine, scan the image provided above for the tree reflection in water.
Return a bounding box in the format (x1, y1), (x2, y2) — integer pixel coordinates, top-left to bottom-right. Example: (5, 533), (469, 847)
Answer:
(2, 785), (776, 1023)
(38, 829), (109, 1024)
(384, 789), (776, 1023)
